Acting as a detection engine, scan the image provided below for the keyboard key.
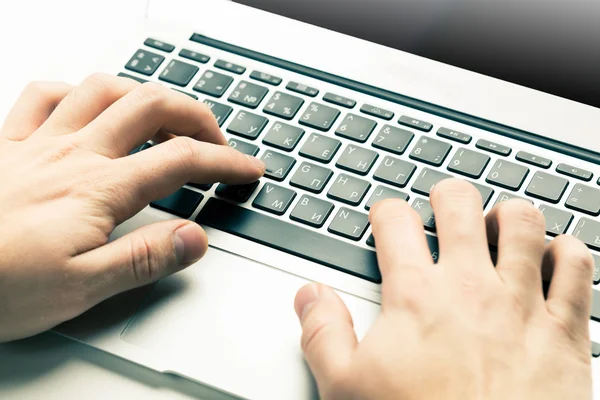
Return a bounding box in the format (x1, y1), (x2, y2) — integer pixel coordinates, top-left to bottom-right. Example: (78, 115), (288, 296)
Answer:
(150, 188), (203, 219)
(117, 72), (148, 84)
(228, 138), (259, 156)
(290, 195), (334, 228)
(470, 182), (495, 208)
(335, 113), (377, 143)
(158, 60), (198, 86)
(411, 168), (451, 196)
(592, 341), (600, 357)
(371, 125), (414, 155)
(591, 289), (600, 322)
(409, 136), (452, 166)
(447, 148), (490, 179)
(399, 115), (433, 132)
(228, 81), (269, 109)
(263, 91), (304, 120)
(323, 92), (356, 108)
(373, 156), (417, 188)
(261, 150), (296, 181)
(216, 181), (260, 202)
(412, 197), (436, 231)
(250, 70), (282, 86)
(476, 139), (512, 156)
(493, 191), (532, 207)
(188, 183), (212, 191)
(299, 133), (341, 163)
(486, 160), (529, 191)
(214, 59), (246, 74)
(173, 89), (198, 99)
(286, 81), (318, 97)
(594, 253), (600, 285)
(193, 70), (233, 97)
(262, 122), (305, 151)
(515, 151), (552, 169)
(538, 205), (573, 236)
(203, 99), (233, 127)
(360, 104), (394, 120)
(290, 162), (333, 193)
(366, 232), (441, 263)
(436, 127), (472, 144)
(327, 174), (371, 206)
(129, 141), (152, 155)
(328, 208), (370, 240)
(196, 198), (380, 282)
(365, 185), (409, 211)
(125, 49), (164, 76)
(366, 234), (375, 247)
(565, 184), (600, 216)
(179, 48), (210, 63)
(252, 183), (296, 215)
(556, 163), (593, 181)
(299, 102), (341, 132)
(573, 218), (600, 251)
(144, 38), (174, 53)
(226, 111), (269, 140)
(525, 171), (569, 203)
(336, 145), (379, 176)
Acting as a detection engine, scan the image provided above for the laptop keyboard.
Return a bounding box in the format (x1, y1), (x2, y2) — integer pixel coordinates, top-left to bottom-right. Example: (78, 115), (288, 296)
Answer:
(123, 37), (600, 318)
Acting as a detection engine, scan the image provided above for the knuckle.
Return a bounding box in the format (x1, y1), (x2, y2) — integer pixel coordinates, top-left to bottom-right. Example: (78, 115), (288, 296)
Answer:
(498, 199), (544, 230)
(553, 235), (594, 275)
(369, 198), (412, 226)
(23, 81), (50, 97)
(128, 233), (161, 284)
(432, 178), (481, 206)
(169, 136), (198, 166)
(136, 81), (168, 107)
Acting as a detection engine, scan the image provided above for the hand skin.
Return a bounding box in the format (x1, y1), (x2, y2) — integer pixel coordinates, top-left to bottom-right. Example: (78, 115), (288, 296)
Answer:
(295, 180), (594, 400)
(0, 74), (265, 342)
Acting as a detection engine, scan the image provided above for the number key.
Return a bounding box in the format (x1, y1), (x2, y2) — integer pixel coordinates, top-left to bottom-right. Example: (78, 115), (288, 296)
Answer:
(193, 70), (233, 97)
(371, 125), (414, 155)
(565, 184), (600, 215)
(447, 148), (490, 179)
(409, 136), (452, 166)
(485, 160), (529, 191)
(299, 102), (340, 131)
(228, 81), (269, 109)
(263, 91), (304, 119)
(335, 113), (377, 143)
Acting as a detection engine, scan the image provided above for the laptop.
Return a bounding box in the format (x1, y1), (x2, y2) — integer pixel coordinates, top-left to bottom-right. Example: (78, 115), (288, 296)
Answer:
(53, 0), (600, 398)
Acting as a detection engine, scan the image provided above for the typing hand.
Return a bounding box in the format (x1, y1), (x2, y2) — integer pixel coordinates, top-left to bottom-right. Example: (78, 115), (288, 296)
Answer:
(295, 180), (593, 400)
(0, 75), (264, 342)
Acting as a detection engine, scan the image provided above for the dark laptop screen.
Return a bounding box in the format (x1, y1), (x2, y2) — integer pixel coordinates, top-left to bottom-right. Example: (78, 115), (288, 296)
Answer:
(233, 0), (600, 109)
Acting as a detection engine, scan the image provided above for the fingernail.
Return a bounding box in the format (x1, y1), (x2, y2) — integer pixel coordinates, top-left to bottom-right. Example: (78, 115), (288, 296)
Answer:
(173, 224), (207, 266)
(295, 283), (320, 322)
(246, 154), (266, 172)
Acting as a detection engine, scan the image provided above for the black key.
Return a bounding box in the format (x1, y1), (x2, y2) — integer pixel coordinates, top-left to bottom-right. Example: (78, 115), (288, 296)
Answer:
(565, 184), (600, 216)
(203, 99), (233, 127)
(335, 145), (379, 176)
(573, 218), (600, 251)
(360, 104), (394, 120)
(129, 141), (152, 155)
(150, 188), (203, 219)
(486, 160), (529, 191)
(196, 198), (381, 282)
(228, 81), (269, 109)
(335, 114), (377, 143)
(261, 150), (296, 181)
(493, 191), (532, 207)
(365, 185), (409, 211)
(373, 156), (417, 188)
(159, 60), (198, 86)
(323, 92), (356, 108)
(592, 341), (600, 357)
(216, 181), (260, 202)
(556, 163), (593, 181)
(436, 127), (472, 144)
(173, 89), (198, 99)
(409, 136), (452, 167)
(117, 72), (148, 84)
(328, 208), (369, 240)
(299, 102), (340, 131)
(179, 48), (210, 63)
(144, 38), (175, 53)
(125, 49), (164, 76)
(250, 71), (282, 86)
(366, 233), (441, 263)
(214, 59), (245, 74)
(515, 151), (552, 169)
(327, 174), (371, 206)
(262, 122), (305, 151)
(411, 168), (451, 196)
(594, 253), (600, 285)
(189, 182), (213, 191)
(228, 138), (259, 156)
(412, 197), (436, 231)
(590, 289), (600, 322)
(290, 195), (334, 228)
(263, 91), (304, 120)
(290, 162), (333, 193)
(470, 182), (495, 208)
(447, 148), (490, 179)
(286, 81), (318, 97)
(476, 138), (512, 156)
(252, 183), (297, 215)
(298, 133), (341, 163)
(371, 125), (414, 155)
(399, 115), (433, 132)
(538, 205), (573, 236)
(193, 70), (234, 97)
(525, 171), (569, 203)
(366, 234), (375, 247)
(226, 111), (269, 140)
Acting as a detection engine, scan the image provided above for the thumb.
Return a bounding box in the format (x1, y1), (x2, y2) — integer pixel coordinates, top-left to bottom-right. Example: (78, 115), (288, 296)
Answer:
(295, 283), (357, 393)
(74, 220), (207, 302)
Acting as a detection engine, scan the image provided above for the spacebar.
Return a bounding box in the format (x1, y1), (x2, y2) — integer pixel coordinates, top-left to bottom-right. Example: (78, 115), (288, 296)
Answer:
(196, 198), (382, 283)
